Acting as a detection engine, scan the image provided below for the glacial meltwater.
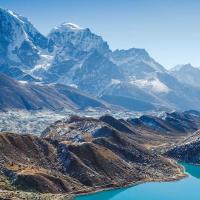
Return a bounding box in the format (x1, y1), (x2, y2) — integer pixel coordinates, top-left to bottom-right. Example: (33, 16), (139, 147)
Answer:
(75, 163), (200, 200)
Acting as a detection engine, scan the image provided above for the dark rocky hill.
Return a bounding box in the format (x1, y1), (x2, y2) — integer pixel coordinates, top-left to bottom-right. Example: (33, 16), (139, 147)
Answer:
(0, 73), (108, 111)
(166, 129), (200, 164)
(0, 115), (184, 197)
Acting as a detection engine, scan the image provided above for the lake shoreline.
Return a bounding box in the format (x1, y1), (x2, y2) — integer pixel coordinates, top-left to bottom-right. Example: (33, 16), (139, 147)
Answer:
(73, 160), (186, 200)
(0, 160), (186, 200)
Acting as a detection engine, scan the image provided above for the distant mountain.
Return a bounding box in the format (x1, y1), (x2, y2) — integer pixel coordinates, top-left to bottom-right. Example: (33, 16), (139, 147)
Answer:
(100, 71), (200, 111)
(1, 8), (200, 112)
(43, 24), (167, 90)
(31, 22), (115, 90)
(129, 110), (200, 136)
(0, 73), (108, 111)
(109, 48), (166, 80)
(154, 72), (200, 110)
(170, 64), (200, 87)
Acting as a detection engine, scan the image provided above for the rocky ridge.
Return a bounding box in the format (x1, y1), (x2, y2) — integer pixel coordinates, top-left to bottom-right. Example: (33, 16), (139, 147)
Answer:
(0, 114), (187, 199)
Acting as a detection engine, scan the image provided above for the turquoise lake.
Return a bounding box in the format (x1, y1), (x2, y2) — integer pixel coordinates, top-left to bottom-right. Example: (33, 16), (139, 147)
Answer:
(75, 163), (200, 200)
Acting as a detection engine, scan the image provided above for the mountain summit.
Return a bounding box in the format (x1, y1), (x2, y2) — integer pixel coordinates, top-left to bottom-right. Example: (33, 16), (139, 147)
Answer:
(0, 8), (52, 68)
(170, 63), (200, 87)
(49, 22), (110, 55)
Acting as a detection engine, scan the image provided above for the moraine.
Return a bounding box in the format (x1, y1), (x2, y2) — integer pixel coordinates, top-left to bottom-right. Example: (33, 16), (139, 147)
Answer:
(75, 163), (200, 200)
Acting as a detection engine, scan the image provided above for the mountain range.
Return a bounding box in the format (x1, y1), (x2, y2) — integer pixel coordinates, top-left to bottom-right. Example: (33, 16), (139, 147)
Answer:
(1, 7), (200, 113)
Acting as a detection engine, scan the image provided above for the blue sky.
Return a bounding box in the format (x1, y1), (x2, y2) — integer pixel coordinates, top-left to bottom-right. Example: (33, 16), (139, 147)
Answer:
(1, 0), (200, 68)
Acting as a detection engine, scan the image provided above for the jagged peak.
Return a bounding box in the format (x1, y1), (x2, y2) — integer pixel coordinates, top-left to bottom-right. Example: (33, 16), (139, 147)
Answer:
(171, 63), (197, 72)
(49, 22), (110, 54)
(0, 7), (27, 24)
(113, 48), (149, 58)
(114, 47), (148, 53)
(51, 22), (86, 33)
(60, 22), (83, 30)
(0, 7), (45, 38)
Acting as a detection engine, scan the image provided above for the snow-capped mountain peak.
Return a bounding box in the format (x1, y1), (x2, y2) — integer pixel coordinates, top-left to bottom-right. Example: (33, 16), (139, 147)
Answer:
(48, 22), (110, 54)
(60, 22), (83, 30)
(109, 48), (166, 81)
(170, 63), (200, 88)
(0, 7), (52, 69)
(51, 22), (84, 35)
(6, 9), (25, 23)
(171, 63), (195, 72)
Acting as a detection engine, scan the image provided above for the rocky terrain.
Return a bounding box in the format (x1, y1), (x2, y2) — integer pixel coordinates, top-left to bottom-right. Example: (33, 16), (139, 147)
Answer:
(162, 110), (200, 164)
(0, 114), (188, 199)
(166, 129), (200, 164)
(0, 190), (73, 200)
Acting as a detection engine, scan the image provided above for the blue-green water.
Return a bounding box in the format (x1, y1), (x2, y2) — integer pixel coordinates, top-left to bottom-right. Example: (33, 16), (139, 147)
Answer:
(75, 163), (200, 200)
